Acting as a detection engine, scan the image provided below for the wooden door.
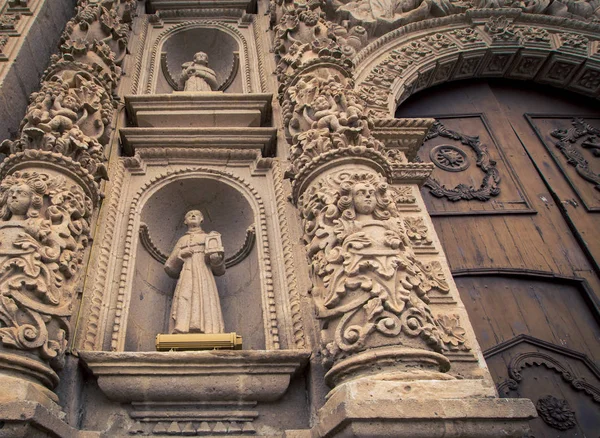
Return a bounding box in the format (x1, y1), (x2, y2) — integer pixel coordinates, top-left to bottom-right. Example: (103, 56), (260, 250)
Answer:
(396, 79), (600, 437)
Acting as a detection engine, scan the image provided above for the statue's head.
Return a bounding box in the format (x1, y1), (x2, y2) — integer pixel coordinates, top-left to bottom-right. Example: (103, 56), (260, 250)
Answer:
(0, 172), (46, 220)
(184, 209), (204, 228)
(193, 52), (209, 65)
(313, 96), (331, 111)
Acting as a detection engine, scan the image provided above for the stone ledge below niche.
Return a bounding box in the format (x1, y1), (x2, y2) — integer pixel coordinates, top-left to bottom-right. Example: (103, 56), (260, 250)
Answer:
(79, 350), (310, 404)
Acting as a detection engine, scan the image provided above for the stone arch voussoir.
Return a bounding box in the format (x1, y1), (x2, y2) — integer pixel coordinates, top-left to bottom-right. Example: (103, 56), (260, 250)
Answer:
(355, 10), (600, 118)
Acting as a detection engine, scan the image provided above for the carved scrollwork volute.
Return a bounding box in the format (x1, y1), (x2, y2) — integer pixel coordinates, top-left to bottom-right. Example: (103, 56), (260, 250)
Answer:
(0, 170), (91, 375)
(299, 170), (455, 370)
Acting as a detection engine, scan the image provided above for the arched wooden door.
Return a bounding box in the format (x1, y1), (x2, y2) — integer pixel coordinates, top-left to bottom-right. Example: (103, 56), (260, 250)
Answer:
(396, 79), (600, 437)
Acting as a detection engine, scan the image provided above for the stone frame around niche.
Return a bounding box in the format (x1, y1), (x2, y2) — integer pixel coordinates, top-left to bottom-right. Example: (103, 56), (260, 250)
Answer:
(78, 158), (306, 354)
(135, 19), (256, 95)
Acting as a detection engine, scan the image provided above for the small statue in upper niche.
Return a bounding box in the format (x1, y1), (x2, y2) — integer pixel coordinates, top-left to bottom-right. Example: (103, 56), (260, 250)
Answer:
(164, 210), (226, 334)
(180, 52), (219, 92)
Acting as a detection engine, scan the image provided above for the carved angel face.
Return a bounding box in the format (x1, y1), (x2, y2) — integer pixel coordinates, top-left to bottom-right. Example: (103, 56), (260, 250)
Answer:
(352, 182), (376, 215)
(184, 210), (204, 228)
(7, 183), (33, 217)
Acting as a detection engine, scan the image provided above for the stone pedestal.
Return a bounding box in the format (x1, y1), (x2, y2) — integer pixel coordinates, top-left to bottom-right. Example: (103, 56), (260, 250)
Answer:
(316, 378), (536, 438)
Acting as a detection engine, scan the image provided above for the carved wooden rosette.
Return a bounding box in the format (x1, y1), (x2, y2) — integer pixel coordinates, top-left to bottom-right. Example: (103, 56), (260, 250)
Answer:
(0, 0), (134, 391)
(273, 0), (466, 386)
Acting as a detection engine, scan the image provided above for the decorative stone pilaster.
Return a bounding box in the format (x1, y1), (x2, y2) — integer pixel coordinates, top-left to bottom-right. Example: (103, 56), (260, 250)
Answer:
(272, 0), (536, 435)
(0, 0), (135, 417)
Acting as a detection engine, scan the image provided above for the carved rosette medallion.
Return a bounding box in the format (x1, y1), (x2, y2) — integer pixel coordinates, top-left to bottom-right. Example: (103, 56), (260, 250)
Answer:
(430, 144), (470, 172)
(421, 121), (500, 201)
(536, 395), (577, 430)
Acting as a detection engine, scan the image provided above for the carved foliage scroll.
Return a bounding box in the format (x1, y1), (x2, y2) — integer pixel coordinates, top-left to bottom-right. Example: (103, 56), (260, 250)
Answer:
(299, 170), (468, 366)
(0, 0), (136, 183)
(0, 171), (91, 370)
(550, 118), (600, 191)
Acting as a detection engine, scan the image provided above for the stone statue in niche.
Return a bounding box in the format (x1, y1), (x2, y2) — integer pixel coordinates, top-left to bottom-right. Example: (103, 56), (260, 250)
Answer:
(180, 52), (219, 92)
(164, 210), (226, 334)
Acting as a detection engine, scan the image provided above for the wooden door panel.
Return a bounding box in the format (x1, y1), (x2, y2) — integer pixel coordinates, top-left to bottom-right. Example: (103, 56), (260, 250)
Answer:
(525, 115), (600, 211)
(456, 275), (600, 362)
(417, 115), (533, 215)
(457, 275), (600, 437)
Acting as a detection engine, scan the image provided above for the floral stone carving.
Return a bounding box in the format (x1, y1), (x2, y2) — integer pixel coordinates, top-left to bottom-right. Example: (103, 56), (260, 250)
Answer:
(300, 170), (468, 371)
(536, 395), (577, 430)
(0, 171), (91, 373)
(164, 210), (226, 335)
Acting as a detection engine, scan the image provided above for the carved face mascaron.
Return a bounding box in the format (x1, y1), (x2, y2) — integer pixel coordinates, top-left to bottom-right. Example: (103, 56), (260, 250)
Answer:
(352, 182), (377, 215)
(7, 183), (33, 217)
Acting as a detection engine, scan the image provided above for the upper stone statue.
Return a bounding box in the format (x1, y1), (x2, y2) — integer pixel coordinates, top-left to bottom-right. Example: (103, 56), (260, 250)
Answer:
(180, 52), (219, 92)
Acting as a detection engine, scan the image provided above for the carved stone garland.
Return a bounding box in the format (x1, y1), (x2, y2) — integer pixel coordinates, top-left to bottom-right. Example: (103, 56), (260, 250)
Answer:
(272, 0), (469, 387)
(0, 0), (135, 399)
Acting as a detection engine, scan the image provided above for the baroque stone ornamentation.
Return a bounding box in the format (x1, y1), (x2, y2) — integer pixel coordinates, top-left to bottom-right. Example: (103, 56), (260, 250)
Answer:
(536, 395), (577, 430)
(327, 0), (599, 36)
(299, 170), (464, 366)
(550, 118), (600, 190)
(0, 0), (134, 398)
(422, 120), (501, 201)
(0, 0), (135, 183)
(0, 170), (91, 371)
(165, 210), (226, 335)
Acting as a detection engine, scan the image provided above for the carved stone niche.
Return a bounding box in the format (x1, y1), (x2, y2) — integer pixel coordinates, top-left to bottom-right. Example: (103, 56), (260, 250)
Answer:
(127, 177), (262, 350)
(157, 27), (242, 94)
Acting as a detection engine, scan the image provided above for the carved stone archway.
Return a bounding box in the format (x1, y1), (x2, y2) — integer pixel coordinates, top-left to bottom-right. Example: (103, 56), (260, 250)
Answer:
(354, 10), (600, 118)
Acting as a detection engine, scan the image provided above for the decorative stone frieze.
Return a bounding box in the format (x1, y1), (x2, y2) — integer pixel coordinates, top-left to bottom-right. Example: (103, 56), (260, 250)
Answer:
(354, 12), (600, 117)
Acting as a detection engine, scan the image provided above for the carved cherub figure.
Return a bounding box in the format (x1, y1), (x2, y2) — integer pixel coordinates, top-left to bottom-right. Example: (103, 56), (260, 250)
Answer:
(37, 93), (83, 134)
(306, 95), (343, 132)
(180, 52), (219, 92)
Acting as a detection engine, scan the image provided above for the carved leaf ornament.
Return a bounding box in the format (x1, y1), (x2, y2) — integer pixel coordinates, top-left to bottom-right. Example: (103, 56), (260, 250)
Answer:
(550, 118), (600, 190)
(422, 121), (501, 201)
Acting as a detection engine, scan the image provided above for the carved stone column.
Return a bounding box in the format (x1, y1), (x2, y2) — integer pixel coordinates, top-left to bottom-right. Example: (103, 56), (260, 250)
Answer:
(0, 0), (135, 426)
(271, 1), (536, 436)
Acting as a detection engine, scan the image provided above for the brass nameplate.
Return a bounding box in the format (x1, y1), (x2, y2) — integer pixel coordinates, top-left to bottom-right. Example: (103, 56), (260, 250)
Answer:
(155, 333), (242, 351)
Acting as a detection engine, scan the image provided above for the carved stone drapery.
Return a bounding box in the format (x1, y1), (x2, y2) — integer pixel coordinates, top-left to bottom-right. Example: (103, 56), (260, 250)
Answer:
(0, 0), (134, 399)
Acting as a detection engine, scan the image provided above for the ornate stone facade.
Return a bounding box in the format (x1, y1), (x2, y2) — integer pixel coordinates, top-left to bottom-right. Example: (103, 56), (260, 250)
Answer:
(2, 0), (599, 436)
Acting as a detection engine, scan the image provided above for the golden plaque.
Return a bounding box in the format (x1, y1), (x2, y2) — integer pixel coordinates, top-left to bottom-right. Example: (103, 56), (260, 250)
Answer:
(155, 332), (242, 351)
